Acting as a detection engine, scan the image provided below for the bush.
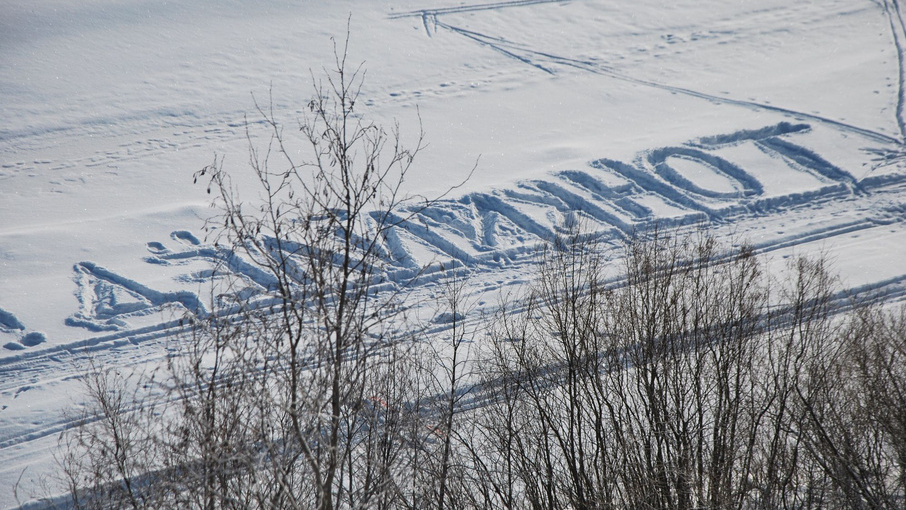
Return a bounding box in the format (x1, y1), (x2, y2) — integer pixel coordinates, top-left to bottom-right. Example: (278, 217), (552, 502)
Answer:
(58, 36), (459, 510)
(469, 223), (906, 509)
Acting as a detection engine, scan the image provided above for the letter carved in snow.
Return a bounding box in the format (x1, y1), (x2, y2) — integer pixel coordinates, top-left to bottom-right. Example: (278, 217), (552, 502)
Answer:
(63, 123), (903, 333)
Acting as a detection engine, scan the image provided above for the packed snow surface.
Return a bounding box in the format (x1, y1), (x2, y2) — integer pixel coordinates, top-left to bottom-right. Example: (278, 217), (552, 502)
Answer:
(4, 0), (906, 506)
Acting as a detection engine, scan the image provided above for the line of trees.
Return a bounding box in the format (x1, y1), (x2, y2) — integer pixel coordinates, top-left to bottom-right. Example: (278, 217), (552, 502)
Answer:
(461, 224), (906, 509)
(49, 46), (905, 509)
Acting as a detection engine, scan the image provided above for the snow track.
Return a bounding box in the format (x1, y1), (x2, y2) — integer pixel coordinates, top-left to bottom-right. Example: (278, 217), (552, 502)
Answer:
(4, 122), (906, 349)
(877, 0), (906, 140)
(432, 18), (903, 146)
(388, 0), (569, 21)
(4, 122), (906, 425)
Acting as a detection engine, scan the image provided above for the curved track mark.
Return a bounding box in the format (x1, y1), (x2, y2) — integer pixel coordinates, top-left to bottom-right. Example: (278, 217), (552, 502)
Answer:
(431, 19), (902, 146)
(878, 0), (906, 141)
(389, 0), (567, 19)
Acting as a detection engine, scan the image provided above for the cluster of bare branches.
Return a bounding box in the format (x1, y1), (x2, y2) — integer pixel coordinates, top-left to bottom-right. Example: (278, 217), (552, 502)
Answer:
(54, 36), (472, 510)
(53, 42), (906, 510)
(463, 223), (906, 510)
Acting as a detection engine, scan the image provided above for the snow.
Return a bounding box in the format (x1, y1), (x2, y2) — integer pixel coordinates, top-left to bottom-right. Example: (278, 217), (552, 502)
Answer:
(3, 0), (906, 506)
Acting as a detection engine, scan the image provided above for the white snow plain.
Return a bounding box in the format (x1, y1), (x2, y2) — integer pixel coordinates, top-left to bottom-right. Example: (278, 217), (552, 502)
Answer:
(3, 0), (906, 506)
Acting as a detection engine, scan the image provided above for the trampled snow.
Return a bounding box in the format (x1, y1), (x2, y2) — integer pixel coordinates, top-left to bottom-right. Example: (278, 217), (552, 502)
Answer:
(3, 0), (906, 506)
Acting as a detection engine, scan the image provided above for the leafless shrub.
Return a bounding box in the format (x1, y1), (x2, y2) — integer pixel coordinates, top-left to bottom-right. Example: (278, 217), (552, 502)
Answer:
(59, 31), (470, 510)
(473, 222), (906, 510)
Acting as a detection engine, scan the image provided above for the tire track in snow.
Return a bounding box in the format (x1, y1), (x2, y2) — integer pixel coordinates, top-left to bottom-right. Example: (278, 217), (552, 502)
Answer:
(388, 0), (568, 20)
(437, 23), (556, 75)
(4, 207), (906, 455)
(890, 0), (906, 141)
(4, 168), (905, 383)
(877, 0), (906, 141)
(430, 19), (903, 146)
(7, 122), (903, 354)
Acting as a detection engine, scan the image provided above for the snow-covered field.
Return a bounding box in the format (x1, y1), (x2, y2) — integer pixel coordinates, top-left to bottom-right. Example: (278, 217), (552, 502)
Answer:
(3, 0), (906, 506)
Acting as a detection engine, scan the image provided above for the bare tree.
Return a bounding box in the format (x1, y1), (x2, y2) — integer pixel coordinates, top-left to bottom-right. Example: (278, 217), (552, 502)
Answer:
(196, 32), (427, 510)
(469, 222), (906, 510)
(419, 265), (479, 509)
(58, 361), (161, 510)
(787, 300), (906, 509)
(59, 31), (469, 509)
